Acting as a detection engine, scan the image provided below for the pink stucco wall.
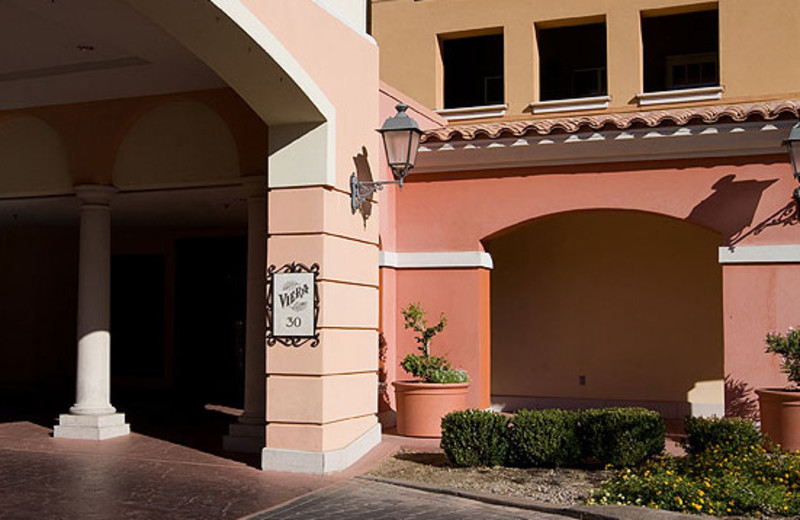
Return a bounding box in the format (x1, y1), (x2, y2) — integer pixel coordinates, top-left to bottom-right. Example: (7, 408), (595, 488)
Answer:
(386, 151), (800, 417)
(398, 157), (795, 251)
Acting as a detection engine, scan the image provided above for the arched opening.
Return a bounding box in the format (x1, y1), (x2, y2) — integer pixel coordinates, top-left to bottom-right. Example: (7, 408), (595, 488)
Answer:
(0, 0), (314, 462)
(485, 209), (725, 419)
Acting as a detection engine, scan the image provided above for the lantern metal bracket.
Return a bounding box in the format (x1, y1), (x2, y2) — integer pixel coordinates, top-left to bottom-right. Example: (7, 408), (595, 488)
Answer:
(350, 173), (405, 213)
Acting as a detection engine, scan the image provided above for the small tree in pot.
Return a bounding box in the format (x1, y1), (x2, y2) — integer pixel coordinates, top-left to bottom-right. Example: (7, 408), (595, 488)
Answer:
(400, 303), (469, 384)
(393, 303), (470, 437)
(757, 326), (800, 450)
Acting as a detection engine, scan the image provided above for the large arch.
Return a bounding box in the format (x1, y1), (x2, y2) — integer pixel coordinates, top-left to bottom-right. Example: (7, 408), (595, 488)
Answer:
(0, 116), (71, 198)
(484, 208), (726, 418)
(112, 101), (240, 190)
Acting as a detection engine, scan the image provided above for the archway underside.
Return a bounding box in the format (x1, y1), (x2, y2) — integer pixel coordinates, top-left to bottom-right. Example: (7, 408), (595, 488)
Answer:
(486, 209), (726, 419)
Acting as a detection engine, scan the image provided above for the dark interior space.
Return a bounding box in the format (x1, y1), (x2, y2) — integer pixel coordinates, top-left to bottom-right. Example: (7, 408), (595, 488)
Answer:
(172, 235), (246, 409)
(642, 9), (719, 92)
(113, 235), (248, 458)
(0, 232), (250, 462)
(442, 33), (504, 108)
(111, 254), (166, 381)
(538, 22), (607, 101)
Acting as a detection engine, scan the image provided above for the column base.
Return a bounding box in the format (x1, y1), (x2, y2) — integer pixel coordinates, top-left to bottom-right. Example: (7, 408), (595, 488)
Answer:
(223, 422), (266, 453)
(261, 422), (381, 474)
(54, 413), (130, 440)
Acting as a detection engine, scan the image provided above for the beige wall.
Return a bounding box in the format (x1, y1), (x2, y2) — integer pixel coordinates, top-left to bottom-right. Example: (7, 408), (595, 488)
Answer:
(486, 209), (724, 406)
(372, 0), (800, 117)
(0, 88), (266, 193)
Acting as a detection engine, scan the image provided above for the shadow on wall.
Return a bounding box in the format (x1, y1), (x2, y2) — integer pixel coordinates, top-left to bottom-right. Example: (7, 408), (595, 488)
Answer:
(352, 146), (374, 224)
(725, 374), (760, 420)
(687, 174), (778, 244)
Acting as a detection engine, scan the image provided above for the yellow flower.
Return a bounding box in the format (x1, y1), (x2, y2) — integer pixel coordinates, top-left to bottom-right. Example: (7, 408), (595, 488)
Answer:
(675, 497), (683, 505)
(698, 490), (705, 497)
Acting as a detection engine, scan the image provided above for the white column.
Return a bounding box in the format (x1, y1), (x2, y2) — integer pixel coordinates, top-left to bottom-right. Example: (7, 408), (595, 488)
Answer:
(54, 185), (129, 440)
(224, 175), (267, 452)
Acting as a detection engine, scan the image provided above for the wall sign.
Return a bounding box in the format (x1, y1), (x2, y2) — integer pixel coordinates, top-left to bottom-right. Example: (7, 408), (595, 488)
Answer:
(266, 263), (320, 347)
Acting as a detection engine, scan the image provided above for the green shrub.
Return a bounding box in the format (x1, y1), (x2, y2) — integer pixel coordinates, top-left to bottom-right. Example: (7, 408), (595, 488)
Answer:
(580, 408), (665, 467)
(508, 409), (582, 468)
(683, 416), (762, 456)
(440, 410), (510, 467)
(592, 444), (800, 516)
(427, 368), (469, 384)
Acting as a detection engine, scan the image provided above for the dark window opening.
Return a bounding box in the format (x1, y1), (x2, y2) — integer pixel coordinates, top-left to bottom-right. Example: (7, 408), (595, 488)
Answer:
(642, 9), (719, 92)
(442, 33), (504, 109)
(538, 22), (607, 102)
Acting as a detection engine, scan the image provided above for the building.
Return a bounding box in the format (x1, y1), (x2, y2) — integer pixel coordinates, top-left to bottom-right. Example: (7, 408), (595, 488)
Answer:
(2, 0), (799, 476)
(372, 0), (800, 423)
(0, 0), (381, 474)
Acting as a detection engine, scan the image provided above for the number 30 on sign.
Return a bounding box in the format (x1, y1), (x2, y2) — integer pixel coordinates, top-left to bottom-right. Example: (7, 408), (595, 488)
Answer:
(267, 263), (320, 347)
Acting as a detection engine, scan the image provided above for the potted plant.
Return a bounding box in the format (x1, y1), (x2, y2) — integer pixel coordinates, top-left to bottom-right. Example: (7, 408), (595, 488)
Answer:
(757, 326), (800, 451)
(392, 303), (470, 437)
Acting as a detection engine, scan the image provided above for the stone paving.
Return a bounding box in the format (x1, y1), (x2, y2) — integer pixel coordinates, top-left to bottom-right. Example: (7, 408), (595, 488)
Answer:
(0, 421), (334, 520)
(249, 479), (569, 520)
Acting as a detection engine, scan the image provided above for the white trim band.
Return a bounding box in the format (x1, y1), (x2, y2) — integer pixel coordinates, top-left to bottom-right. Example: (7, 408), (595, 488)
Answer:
(719, 245), (800, 264)
(637, 86), (723, 107)
(261, 422), (381, 474)
(435, 104), (508, 122)
(529, 95), (610, 115)
(380, 251), (494, 269)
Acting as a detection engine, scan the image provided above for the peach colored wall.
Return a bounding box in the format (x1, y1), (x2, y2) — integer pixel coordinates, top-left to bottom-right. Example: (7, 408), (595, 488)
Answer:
(723, 264), (800, 418)
(244, 0), (380, 190)
(377, 84), (450, 418)
(373, 0), (800, 118)
(391, 156), (799, 416)
(392, 269), (491, 408)
(487, 209), (724, 404)
(398, 157), (796, 252)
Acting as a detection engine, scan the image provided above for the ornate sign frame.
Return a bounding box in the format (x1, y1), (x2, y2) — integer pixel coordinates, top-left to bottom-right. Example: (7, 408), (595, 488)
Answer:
(266, 263), (320, 347)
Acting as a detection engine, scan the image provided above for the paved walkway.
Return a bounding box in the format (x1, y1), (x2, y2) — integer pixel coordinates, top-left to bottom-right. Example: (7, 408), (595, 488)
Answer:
(0, 420), (694, 520)
(248, 480), (568, 520)
(0, 421), (336, 520)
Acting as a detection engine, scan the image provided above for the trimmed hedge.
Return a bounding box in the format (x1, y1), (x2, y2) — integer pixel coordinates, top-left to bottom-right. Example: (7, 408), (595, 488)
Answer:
(508, 409), (582, 468)
(683, 416), (762, 456)
(441, 409), (510, 467)
(580, 408), (665, 467)
(440, 407), (665, 468)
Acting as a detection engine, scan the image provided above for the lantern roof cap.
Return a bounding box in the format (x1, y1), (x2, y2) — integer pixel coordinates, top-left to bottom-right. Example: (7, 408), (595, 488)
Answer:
(378, 103), (423, 134)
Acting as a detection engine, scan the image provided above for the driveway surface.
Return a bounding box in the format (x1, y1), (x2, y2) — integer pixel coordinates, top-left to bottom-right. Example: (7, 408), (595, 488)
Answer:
(248, 479), (570, 520)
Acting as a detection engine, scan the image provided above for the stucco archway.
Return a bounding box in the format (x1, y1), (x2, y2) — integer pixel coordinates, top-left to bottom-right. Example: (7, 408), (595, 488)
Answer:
(484, 209), (726, 418)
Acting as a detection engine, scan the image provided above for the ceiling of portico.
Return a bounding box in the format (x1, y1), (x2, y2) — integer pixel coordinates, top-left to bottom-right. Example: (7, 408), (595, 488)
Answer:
(0, 0), (225, 111)
(0, 186), (248, 229)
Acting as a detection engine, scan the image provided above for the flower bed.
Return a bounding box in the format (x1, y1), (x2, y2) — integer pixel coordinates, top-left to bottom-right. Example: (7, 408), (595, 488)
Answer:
(592, 416), (800, 517)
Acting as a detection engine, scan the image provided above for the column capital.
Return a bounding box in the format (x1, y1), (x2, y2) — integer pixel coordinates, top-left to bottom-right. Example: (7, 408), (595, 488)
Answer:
(75, 185), (117, 206)
(241, 175), (267, 200)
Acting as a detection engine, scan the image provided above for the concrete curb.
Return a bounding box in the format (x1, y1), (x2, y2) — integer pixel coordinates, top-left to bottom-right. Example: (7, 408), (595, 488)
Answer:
(358, 475), (709, 520)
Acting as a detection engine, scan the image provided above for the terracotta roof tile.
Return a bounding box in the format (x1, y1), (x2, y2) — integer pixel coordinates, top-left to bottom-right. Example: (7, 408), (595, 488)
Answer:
(422, 99), (800, 143)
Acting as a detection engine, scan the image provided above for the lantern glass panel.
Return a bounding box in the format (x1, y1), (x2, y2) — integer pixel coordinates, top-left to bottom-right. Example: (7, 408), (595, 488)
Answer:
(406, 131), (421, 168)
(789, 140), (800, 178)
(384, 129), (412, 169)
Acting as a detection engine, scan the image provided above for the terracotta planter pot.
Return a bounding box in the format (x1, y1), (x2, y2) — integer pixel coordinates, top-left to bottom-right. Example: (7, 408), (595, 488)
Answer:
(756, 388), (800, 451)
(393, 380), (470, 437)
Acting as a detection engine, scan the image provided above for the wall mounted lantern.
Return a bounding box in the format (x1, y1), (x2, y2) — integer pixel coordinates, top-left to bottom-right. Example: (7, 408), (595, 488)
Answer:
(785, 121), (800, 201)
(351, 103), (423, 213)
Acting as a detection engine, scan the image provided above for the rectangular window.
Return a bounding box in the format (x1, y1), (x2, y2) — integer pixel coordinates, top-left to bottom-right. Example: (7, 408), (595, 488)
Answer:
(442, 33), (504, 109)
(537, 22), (607, 102)
(642, 9), (719, 92)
